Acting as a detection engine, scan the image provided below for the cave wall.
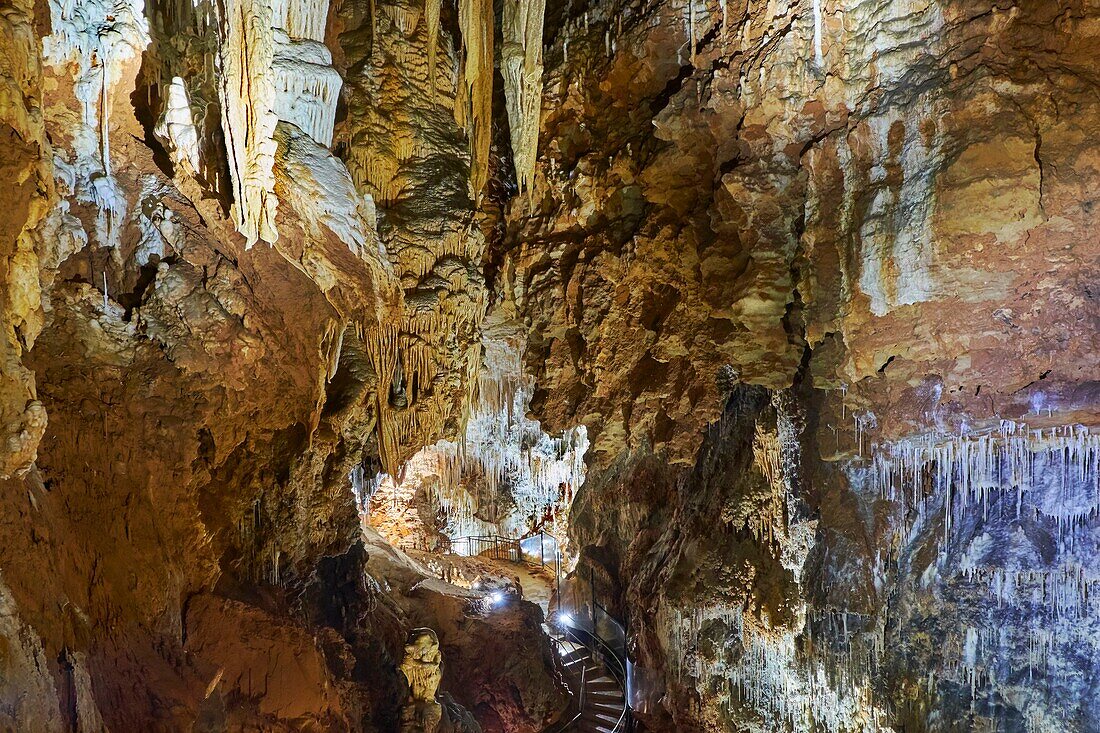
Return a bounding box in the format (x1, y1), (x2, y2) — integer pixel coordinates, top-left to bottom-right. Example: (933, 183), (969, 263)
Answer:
(0, 0), (552, 726)
(3, 0), (1099, 728)
(501, 0), (1100, 729)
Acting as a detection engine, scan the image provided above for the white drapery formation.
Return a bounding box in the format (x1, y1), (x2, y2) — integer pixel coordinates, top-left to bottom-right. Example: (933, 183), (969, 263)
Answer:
(154, 77), (202, 174)
(270, 0), (342, 148)
(501, 0), (546, 193)
(270, 0), (329, 41)
(219, 0), (280, 247)
(271, 31), (343, 147)
(218, 0), (342, 247)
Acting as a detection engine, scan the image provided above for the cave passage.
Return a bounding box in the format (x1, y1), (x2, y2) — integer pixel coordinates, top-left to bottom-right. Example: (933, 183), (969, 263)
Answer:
(1, 0), (1098, 730)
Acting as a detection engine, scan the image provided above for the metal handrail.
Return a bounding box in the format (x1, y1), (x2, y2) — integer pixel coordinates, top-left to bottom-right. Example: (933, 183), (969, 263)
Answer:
(550, 567), (633, 732)
(545, 635), (588, 733)
(449, 534), (523, 562)
(556, 622), (630, 732)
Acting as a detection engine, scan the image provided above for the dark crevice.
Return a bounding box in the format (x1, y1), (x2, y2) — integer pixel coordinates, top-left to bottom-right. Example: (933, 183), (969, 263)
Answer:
(119, 256), (175, 321)
(649, 63), (696, 115)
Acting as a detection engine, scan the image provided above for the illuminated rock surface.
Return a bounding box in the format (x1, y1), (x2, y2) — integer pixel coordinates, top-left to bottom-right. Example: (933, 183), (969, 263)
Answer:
(0, 0), (1097, 730)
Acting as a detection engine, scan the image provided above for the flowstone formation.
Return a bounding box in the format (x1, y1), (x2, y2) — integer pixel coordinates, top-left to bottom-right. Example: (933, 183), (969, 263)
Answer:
(400, 628), (445, 732)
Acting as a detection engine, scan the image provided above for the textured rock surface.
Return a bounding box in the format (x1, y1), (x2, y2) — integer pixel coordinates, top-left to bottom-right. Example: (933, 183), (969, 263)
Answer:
(0, 0), (554, 727)
(2, 0), (1099, 729)
(497, 0), (1100, 730)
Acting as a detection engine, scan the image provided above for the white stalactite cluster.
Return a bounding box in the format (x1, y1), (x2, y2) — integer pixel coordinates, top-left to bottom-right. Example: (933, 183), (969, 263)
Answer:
(271, 34), (343, 148)
(270, 0), (329, 42)
(422, 368), (587, 540)
(44, 0), (149, 246)
(363, 320), (587, 542)
(859, 420), (1100, 722)
(501, 0), (546, 193)
(432, 380), (588, 539)
(872, 421), (1100, 535)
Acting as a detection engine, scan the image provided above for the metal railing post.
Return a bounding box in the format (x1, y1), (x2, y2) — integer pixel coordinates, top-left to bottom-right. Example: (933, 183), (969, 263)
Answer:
(589, 566), (596, 631)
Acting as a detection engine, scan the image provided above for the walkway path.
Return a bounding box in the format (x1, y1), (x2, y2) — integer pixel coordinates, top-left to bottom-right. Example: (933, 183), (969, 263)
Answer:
(551, 635), (628, 732)
(435, 535), (629, 732)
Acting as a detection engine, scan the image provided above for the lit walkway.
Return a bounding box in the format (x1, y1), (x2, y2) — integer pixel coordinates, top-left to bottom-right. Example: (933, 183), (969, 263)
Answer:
(549, 634), (628, 732)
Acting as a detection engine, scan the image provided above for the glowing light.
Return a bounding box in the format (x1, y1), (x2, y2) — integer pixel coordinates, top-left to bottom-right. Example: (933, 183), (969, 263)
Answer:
(557, 612), (573, 626)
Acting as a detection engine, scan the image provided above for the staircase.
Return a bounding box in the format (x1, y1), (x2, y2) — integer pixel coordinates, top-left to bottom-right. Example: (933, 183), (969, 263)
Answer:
(550, 635), (628, 732)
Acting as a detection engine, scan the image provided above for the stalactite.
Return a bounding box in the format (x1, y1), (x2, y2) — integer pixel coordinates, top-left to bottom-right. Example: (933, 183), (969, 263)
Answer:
(812, 0), (824, 66)
(501, 0), (546, 193)
(100, 55), (111, 175)
(456, 0), (494, 199)
(685, 0), (695, 65)
(363, 324), (401, 473)
(425, 0), (441, 91)
(219, 0), (280, 246)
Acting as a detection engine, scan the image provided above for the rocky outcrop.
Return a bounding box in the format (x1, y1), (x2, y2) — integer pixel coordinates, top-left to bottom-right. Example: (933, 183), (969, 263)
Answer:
(499, 0), (1100, 730)
(0, 0), (541, 727)
(0, 0), (56, 480)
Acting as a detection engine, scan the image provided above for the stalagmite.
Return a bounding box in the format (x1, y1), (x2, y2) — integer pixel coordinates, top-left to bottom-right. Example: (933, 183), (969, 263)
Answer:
(502, 0), (546, 193)
(399, 629), (444, 732)
(456, 0), (494, 199)
(219, 0), (280, 246)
